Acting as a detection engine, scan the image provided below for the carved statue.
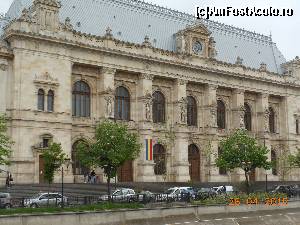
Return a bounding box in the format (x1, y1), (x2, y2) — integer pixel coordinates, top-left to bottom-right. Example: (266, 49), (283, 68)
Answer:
(105, 96), (113, 117)
(239, 110), (245, 128)
(264, 107), (270, 132)
(19, 8), (31, 22)
(210, 108), (217, 127)
(179, 98), (187, 123)
(64, 17), (73, 30)
(145, 102), (151, 121)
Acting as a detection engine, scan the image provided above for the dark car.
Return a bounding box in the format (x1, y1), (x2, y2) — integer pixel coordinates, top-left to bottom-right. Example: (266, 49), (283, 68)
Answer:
(270, 185), (293, 198)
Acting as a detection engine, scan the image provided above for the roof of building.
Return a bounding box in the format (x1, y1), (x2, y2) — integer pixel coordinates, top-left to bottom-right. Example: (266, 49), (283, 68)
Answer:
(0, 0), (286, 74)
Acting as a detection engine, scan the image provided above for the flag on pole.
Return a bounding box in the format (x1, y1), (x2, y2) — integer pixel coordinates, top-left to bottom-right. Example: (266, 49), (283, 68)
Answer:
(145, 139), (153, 161)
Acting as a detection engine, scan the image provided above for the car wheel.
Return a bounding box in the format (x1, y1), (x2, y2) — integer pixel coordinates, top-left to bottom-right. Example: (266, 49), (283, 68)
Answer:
(30, 203), (38, 208)
(4, 204), (12, 209)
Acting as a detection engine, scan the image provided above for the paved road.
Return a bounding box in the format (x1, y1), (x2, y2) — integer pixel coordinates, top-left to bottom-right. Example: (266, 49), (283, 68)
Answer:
(124, 208), (300, 225)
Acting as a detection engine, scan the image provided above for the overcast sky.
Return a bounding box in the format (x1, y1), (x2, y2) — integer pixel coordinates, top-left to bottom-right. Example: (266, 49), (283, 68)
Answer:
(0, 0), (299, 61)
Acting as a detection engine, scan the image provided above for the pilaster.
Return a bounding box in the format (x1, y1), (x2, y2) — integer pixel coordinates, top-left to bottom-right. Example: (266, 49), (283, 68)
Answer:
(0, 59), (8, 113)
(232, 89), (245, 129)
(203, 84), (218, 133)
(136, 73), (156, 182)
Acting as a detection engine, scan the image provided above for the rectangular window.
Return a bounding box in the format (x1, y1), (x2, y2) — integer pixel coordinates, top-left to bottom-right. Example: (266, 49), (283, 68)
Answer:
(296, 119), (299, 134)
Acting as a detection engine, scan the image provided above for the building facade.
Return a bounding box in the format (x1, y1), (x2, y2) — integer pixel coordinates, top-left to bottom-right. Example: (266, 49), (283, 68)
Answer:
(0, 0), (300, 184)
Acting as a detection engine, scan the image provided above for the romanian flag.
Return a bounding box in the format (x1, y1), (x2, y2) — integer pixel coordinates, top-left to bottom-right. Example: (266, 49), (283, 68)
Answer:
(145, 139), (153, 161)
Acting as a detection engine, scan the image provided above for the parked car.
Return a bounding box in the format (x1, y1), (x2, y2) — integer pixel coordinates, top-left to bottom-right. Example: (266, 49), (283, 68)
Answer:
(213, 186), (235, 194)
(24, 193), (68, 208)
(0, 193), (12, 209)
(270, 185), (293, 198)
(156, 187), (195, 202)
(99, 188), (137, 202)
(290, 184), (300, 197)
(196, 188), (217, 200)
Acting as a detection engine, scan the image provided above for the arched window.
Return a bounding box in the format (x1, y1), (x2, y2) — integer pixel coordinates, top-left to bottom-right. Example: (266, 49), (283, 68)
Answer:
(187, 96), (197, 126)
(271, 150), (277, 175)
(38, 89), (45, 111)
(153, 144), (166, 175)
(269, 107), (275, 133)
(244, 103), (252, 131)
(72, 141), (90, 175)
(115, 86), (130, 121)
(47, 90), (54, 112)
(72, 81), (90, 117)
(217, 100), (226, 129)
(152, 91), (165, 123)
(218, 147), (227, 175)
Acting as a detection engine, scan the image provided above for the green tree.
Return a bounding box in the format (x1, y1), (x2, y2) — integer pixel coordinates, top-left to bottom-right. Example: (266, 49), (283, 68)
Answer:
(216, 129), (271, 193)
(42, 142), (66, 185)
(76, 120), (141, 196)
(0, 114), (12, 166)
(288, 149), (300, 168)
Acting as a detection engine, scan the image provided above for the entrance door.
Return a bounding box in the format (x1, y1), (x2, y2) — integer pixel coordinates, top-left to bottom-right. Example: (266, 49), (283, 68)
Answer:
(39, 155), (46, 184)
(188, 144), (200, 182)
(118, 160), (133, 182)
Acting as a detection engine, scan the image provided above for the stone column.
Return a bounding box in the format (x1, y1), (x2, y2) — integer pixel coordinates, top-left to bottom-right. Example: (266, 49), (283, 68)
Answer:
(256, 93), (271, 181)
(98, 67), (116, 119)
(232, 89), (245, 129)
(173, 79), (190, 182)
(0, 60), (8, 113)
(136, 73), (156, 182)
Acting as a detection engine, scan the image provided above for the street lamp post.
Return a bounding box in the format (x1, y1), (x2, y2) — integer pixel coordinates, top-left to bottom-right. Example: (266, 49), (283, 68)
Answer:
(61, 158), (71, 208)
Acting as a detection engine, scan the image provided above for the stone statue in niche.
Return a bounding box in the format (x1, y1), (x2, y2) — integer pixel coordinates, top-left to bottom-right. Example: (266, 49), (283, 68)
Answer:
(264, 107), (270, 132)
(239, 105), (245, 128)
(210, 108), (217, 127)
(145, 102), (151, 121)
(179, 98), (187, 123)
(105, 96), (113, 117)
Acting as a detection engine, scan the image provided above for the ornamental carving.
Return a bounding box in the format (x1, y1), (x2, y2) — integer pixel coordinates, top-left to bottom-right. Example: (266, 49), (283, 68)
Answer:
(61, 17), (73, 31)
(101, 67), (116, 75)
(140, 73), (154, 80)
(0, 63), (8, 71)
(34, 72), (59, 86)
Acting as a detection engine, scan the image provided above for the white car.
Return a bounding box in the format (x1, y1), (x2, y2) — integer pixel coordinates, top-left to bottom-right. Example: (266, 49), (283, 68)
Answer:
(24, 193), (68, 208)
(99, 188), (137, 202)
(213, 186), (234, 194)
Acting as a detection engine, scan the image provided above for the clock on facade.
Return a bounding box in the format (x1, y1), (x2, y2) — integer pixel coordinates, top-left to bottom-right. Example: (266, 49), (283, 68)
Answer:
(192, 41), (203, 54)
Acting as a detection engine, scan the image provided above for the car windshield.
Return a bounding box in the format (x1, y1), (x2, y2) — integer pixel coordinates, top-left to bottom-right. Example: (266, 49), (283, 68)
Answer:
(164, 189), (175, 194)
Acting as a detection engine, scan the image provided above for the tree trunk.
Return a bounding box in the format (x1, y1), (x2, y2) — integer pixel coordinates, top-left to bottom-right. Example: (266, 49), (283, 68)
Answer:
(107, 175), (111, 201)
(244, 171), (250, 195)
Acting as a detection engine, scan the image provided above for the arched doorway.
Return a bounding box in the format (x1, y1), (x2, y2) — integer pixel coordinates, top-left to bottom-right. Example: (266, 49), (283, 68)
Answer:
(72, 141), (90, 179)
(188, 144), (200, 182)
(118, 160), (133, 182)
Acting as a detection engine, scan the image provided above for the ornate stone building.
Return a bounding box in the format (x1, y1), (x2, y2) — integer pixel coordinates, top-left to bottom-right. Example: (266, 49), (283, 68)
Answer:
(0, 0), (299, 184)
